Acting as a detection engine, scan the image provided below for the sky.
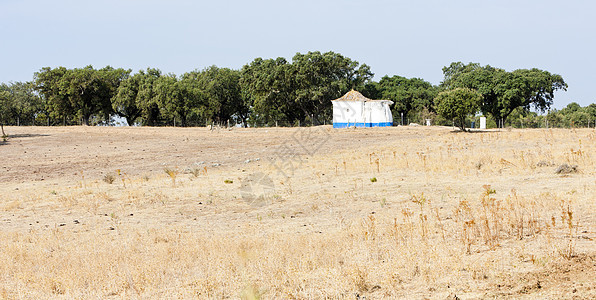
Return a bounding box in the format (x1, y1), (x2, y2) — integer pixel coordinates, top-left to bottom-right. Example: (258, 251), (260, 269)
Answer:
(1, 0), (595, 109)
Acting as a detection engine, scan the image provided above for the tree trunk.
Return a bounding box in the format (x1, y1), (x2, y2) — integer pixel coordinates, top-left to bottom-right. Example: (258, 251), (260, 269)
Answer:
(179, 113), (187, 127)
(125, 116), (135, 126)
(501, 110), (514, 128)
(459, 117), (467, 132)
(1, 123), (5, 137)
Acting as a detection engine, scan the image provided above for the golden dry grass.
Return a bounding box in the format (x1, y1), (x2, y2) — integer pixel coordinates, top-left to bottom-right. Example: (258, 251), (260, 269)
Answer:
(0, 126), (595, 299)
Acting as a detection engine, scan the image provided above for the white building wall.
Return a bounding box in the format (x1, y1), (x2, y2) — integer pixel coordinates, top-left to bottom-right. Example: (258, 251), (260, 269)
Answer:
(333, 101), (364, 127)
(365, 102), (391, 126)
(333, 100), (393, 128)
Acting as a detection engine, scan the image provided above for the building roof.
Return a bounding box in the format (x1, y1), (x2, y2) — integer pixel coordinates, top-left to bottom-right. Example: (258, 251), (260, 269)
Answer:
(332, 90), (370, 101)
(331, 89), (393, 104)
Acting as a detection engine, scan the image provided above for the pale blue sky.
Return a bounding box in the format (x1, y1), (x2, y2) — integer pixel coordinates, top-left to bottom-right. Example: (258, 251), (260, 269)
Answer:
(1, 0), (594, 108)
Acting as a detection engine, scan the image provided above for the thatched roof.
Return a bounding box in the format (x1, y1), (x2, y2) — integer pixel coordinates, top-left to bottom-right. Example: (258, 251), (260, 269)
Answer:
(332, 90), (370, 102)
(332, 90), (393, 104)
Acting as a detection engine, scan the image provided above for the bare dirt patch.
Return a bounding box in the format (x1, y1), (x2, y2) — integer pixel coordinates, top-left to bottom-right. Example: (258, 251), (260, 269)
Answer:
(1, 125), (419, 183)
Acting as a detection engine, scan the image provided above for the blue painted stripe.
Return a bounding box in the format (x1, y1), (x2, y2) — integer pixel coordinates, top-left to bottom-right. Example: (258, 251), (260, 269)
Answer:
(333, 122), (365, 128)
(366, 122), (393, 127)
(333, 122), (393, 128)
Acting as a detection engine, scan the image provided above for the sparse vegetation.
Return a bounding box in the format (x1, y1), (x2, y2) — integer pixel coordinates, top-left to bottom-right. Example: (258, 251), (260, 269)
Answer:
(102, 173), (115, 184)
(0, 126), (594, 298)
(163, 167), (179, 187)
(189, 167), (205, 177)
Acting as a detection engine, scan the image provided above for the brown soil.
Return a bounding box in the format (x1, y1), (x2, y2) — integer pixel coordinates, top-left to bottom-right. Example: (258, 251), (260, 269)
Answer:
(2, 125), (417, 183)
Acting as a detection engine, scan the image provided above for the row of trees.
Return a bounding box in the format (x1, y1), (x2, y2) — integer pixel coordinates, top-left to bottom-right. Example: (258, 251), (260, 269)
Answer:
(1, 51), (372, 128)
(442, 102), (596, 130)
(431, 62), (569, 130)
(111, 66), (247, 127)
(1, 81), (43, 136)
(0, 52), (588, 131)
(31, 65), (248, 127)
(504, 102), (596, 128)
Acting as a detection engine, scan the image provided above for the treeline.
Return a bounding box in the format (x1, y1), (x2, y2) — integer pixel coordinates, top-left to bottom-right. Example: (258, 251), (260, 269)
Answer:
(503, 102), (596, 128)
(0, 51), (592, 131)
(432, 62), (569, 130)
(1, 51), (372, 128)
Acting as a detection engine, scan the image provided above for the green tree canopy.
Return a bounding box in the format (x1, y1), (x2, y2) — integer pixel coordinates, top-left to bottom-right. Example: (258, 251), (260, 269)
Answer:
(240, 57), (300, 126)
(292, 51), (373, 124)
(112, 68), (163, 126)
(113, 71), (142, 126)
(435, 87), (482, 131)
(0, 81), (41, 126)
(377, 75), (437, 124)
(240, 51), (372, 126)
(34, 66), (72, 124)
(440, 62), (567, 127)
(153, 74), (202, 127)
(0, 85), (11, 136)
(35, 66), (130, 125)
(183, 66), (247, 126)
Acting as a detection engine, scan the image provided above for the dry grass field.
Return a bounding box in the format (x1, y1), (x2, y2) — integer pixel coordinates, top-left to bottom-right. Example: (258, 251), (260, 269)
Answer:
(1, 125), (595, 299)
